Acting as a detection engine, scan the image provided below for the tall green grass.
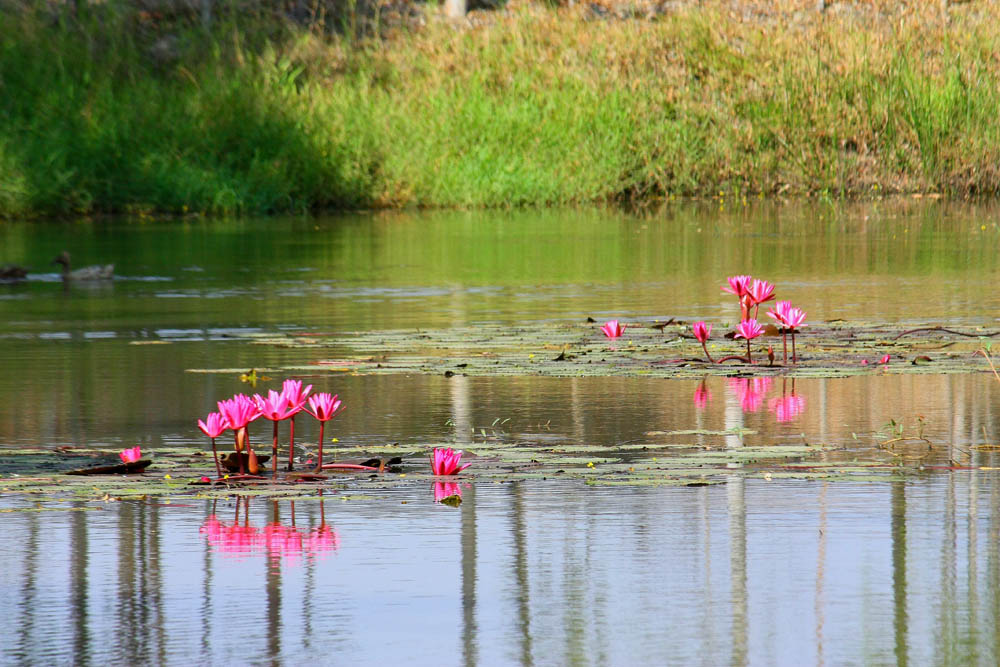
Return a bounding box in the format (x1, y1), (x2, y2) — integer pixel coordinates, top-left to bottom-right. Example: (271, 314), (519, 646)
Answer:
(2, 2), (1000, 217)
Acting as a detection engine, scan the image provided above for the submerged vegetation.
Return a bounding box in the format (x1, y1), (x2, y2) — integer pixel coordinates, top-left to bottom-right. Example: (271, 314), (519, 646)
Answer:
(2, 1), (1000, 216)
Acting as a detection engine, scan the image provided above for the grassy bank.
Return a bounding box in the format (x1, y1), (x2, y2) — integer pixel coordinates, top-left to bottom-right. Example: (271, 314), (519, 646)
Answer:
(2, 1), (1000, 216)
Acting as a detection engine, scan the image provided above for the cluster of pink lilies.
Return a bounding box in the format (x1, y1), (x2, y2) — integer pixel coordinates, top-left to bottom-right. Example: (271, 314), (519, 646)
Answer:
(693, 275), (807, 365)
(191, 377), (471, 481)
(195, 378), (342, 479)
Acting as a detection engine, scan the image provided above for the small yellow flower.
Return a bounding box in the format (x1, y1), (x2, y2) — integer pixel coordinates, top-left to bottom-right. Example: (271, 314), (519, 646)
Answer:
(587, 461), (595, 468)
(164, 474), (172, 480)
(528, 354), (535, 359)
(332, 438), (339, 443)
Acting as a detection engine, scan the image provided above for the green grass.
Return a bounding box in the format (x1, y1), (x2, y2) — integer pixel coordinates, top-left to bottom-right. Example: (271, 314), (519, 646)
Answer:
(2, 2), (1000, 217)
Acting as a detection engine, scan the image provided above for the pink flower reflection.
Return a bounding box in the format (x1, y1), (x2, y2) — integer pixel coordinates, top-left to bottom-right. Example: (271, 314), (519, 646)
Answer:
(727, 377), (773, 412)
(433, 481), (463, 503)
(693, 382), (712, 409)
(200, 516), (338, 563)
(308, 524), (341, 553)
(264, 522), (305, 564)
(769, 394), (807, 422)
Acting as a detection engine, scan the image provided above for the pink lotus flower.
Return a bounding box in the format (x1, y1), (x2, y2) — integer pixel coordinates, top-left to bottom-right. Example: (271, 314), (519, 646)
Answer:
(734, 319), (764, 364)
(280, 379), (312, 474)
(431, 447), (471, 475)
(281, 379), (312, 414)
(217, 394), (261, 475)
(306, 392), (342, 421)
(692, 320), (711, 344)
(198, 412), (228, 438)
(217, 394), (260, 431)
(692, 321), (714, 363)
(767, 301), (806, 363)
(783, 307), (806, 330)
(119, 446), (142, 464)
(747, 279), (775, 306)
(305, 392), (343, 471)
(722, 275), (753, 297)
(880, 354), (891, 365)
(735, 320), (764, 340)
(766, 300), (792, 326)
(255, 389), (302, 477)
(197, 411), (228, 478)
(255, 390), (299, 422)
(770, 394), (806, 422)
(601, 320), (626, 339)
(861, 359), (869, 366)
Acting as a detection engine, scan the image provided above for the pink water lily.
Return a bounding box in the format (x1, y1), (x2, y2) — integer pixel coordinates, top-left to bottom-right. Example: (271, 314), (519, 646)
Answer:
(734, 319), (764, 364)
(217, 394), (262, 475)
(255, 389), (301, 477)
(119, 446), (142, 464)
(747, 279), (775, 307)
(197, 412), (228, 478)
(600, 320), (626, 339)
(767, 301), (792, 363)
(281, 379), (312, 472)
(305, 392), (342, 471)
(431, 447), (471, 475)
(255, 389), (299, 422)
(784, 307), (806, 362)
(722, 275), (753, 297)
(217, 394), (260, 431)
(692, 321), (715, 363)
(880, 354), (891, 365)
(723, 275), (754, 319)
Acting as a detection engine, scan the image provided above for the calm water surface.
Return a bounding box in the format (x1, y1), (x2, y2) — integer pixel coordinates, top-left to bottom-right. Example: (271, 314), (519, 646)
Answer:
(2, 202), (1000, 665)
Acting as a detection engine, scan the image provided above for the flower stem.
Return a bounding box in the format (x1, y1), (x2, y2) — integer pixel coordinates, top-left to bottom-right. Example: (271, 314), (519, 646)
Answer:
(272, 420), (279, 478)
(287, 416), (296, 472)
(782, 332), (788, 365)
(716, 355), (751, 364)
(701, 341), (715, 363)
(791, 330), (798, 363)
(210, 437), (222, 478)
(234, 430), (245, 475)
(746, 338), (753, 364)
(315, 421), (325, 472)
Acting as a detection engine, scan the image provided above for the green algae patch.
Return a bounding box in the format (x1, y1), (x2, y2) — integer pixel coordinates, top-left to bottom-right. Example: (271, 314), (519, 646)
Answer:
(187, 321), (998, 380)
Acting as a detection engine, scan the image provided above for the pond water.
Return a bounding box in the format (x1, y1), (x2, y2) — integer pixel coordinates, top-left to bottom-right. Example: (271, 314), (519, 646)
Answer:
(2, 201), (1000, 664)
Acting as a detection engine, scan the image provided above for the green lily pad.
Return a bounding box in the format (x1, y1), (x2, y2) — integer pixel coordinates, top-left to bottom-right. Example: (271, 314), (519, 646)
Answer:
(186, 321), (998, 380)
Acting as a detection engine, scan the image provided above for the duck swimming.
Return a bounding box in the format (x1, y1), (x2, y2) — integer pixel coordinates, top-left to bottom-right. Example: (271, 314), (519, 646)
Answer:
(0, 264), (28, 280)
(52, 251), (114, 281)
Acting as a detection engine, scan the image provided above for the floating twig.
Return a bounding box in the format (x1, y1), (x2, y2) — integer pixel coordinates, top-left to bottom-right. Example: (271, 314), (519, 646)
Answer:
(893, 326), (1000, 340)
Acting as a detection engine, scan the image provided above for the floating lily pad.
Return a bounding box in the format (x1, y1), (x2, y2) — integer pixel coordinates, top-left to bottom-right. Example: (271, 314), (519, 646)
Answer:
(66, 459), (152, 475)
(186, 321), (998, 380)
